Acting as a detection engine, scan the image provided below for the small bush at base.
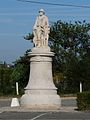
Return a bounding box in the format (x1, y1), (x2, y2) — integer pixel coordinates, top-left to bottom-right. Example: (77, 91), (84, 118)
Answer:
(77, 91), (90, 111)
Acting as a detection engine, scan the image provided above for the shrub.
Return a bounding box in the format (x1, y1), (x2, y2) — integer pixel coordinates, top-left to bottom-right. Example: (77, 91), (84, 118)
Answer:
(77, 91), (90, 110)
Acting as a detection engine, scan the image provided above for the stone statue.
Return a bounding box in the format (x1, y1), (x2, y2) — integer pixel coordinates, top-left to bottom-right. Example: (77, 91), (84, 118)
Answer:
(21, 9), (61, 109)
(33, 9), (50, 47)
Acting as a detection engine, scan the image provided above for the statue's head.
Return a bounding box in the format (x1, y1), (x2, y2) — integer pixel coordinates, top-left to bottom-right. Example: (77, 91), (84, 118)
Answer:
(39, 9), (45, 16)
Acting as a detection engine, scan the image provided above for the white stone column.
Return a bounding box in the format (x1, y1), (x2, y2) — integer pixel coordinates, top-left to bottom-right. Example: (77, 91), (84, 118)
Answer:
(21, 48), (61, 109)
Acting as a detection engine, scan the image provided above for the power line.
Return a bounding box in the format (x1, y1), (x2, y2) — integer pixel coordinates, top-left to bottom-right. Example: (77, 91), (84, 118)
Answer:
(17, 0), (90, 8)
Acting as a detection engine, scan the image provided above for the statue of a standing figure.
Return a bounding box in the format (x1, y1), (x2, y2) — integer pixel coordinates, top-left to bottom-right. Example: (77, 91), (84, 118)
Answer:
(33, 9), (50, 47)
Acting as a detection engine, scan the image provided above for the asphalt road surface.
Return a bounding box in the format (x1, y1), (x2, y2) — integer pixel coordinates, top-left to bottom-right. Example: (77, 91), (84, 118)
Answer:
(0, 111), (90, 120)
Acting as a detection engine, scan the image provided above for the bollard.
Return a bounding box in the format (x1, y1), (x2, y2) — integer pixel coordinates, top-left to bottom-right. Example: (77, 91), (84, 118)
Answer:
(11, 98), (20, 107)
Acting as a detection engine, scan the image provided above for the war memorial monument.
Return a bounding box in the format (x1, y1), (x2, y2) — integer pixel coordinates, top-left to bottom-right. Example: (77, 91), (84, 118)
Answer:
(21, 9), (61, 109)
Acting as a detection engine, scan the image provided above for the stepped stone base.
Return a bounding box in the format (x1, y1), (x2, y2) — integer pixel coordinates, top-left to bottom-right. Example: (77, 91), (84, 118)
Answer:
(21, 47), (61, 109)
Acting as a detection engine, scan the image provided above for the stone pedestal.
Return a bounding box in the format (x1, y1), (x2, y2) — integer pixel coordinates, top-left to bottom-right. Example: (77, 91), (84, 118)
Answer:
(21, 47), (61, 109)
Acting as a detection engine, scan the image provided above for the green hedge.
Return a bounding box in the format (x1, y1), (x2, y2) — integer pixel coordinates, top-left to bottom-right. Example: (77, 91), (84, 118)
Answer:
(77, 92), (90, 110)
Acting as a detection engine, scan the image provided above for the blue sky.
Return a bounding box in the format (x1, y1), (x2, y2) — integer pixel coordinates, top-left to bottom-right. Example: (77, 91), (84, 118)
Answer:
(0, 0), (90, 63)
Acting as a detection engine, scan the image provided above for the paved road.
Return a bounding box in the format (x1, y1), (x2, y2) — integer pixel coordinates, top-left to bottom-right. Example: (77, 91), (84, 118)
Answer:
(0, 111), (90, 120)
(61, 97), (76, 107)
(0, 99), (11, 108)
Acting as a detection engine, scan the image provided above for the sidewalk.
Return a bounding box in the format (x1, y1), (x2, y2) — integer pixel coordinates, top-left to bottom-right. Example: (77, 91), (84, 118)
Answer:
(0, 106), (78, 113)
(0, 97), (77, 113)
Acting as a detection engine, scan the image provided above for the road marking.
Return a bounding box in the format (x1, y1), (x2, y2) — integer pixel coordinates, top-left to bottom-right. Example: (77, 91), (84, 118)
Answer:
(31, 113), (47, 120)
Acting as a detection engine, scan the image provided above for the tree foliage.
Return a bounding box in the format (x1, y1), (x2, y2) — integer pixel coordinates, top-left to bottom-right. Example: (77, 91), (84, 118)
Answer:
(50, 20), (90, 93)
(11, 50), (30, 94)
(0, 64), (13, 95)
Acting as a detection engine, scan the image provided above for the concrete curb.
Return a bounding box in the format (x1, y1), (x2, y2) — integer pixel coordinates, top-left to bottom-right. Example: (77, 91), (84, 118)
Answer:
(61, 97), (77, 100)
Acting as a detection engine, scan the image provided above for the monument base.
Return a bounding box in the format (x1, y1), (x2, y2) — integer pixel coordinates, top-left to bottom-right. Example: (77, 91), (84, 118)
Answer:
(21, 91), (61, 110)
(20, 47), (61, 109)
(21, 89), (61, 109)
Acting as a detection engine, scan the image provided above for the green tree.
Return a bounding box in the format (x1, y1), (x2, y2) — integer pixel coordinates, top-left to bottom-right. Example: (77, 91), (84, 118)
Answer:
(50, 20), (90, 93)
(11, 50), (30, 94)
(0, 64), (13, 95)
